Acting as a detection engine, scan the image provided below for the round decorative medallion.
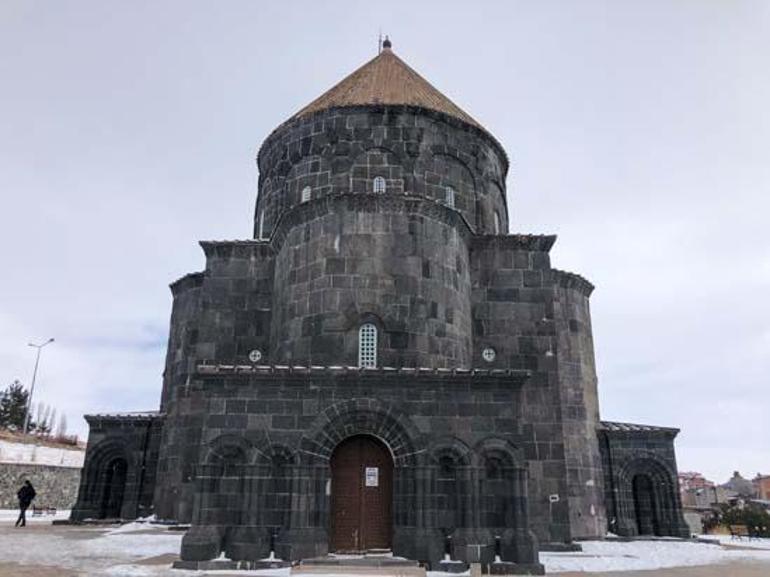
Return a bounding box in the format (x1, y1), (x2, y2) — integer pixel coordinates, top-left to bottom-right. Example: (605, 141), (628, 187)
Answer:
(482, 347), (496, 363)
(248, 349), (263, 363)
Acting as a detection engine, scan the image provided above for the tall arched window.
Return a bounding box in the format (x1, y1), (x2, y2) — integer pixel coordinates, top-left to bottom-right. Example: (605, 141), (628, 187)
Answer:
(358, 323), (377, 368)
(258, 211), (266, 240)
(301, 186), (312, 203)
(445, 185), (455, 208)
(373, 176), (386, 194)
(493, 210), (501, 235)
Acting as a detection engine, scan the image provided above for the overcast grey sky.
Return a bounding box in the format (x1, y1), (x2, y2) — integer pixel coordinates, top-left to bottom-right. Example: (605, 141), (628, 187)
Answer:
(1, 1), (768, 482)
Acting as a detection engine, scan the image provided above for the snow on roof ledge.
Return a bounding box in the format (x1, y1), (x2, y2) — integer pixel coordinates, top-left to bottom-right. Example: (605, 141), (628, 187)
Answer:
(84, 411), (162, 422)
(600, 420), (680, 435)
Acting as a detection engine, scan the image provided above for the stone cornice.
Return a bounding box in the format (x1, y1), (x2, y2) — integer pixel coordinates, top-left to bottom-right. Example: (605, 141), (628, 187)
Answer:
(268, 192), (476, 252)
(199, 240), (275, 260)
(195, 363), (530, 384)
(550, 269), (595, 297)
(84, 411), (164, 424)
(471, 234), (557, 253)
(598, 420), (680, 438)
(169, 272), (204, 296)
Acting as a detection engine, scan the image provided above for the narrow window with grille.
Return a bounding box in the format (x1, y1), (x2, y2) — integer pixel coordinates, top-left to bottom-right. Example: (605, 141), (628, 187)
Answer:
(258, 211), (266, 240)
(373, 176), (386, 193)
(445, 185), (455, 208)
(301, 186), (312, 203)
(358, 323), (378, 368)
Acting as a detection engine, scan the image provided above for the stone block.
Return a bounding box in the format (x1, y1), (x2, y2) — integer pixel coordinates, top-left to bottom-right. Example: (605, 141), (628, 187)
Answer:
(180, 525), (225, 561)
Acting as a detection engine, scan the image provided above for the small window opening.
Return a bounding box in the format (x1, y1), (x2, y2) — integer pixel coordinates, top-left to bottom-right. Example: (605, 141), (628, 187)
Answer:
(493, 211), (501, 234)
(301, 186), (312, 203)
(373, 176), (386, 194)
(258, 211), (266, 240)
(438, 455), (457, 480)
(445, 186), (455, 208)
(358, 323), (378, 368)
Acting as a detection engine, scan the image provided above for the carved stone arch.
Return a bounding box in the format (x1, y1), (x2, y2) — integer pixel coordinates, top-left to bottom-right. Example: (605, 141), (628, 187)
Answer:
(205, 433), (253, 465)
(83, 438), (129, 498)
(473, 437), (529, 532)
(300, 399), (422, 467)
(617, 453), (676, 484)
(85, 437), (130, 467)
(350, 145), (406, 194)
(260, 443), (299, 466)
(338, 307), (387, 333)
(356, 144), (405, 164)
(484, 175), (506, 199)
(418, 152), (477, 231)
(430, 152), (478, 194)
(427, 436), (472, 467)
(286, 154), (325, 203)
(473, 437), (524, 469)
(81, 437), (131, 518)
(613, 454), (685, 537)
(479, 179), (506, 231)
(426, 437), (470, 532)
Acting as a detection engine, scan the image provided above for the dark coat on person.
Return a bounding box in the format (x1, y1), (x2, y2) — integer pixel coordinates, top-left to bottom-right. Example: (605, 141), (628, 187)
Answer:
(18, 483), (36, 507)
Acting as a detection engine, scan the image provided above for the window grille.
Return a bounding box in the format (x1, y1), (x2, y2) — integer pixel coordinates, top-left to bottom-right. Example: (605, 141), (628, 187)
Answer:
(358, 323), (378, 368)
(258, 211), (266, 240)
(373, 176), (386, 193)
(301, 186), (312, 203)
(445, 186), (455, 208)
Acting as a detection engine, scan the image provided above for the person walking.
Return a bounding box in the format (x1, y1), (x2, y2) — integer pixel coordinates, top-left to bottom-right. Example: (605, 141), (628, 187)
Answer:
(15, 480), (36, 527)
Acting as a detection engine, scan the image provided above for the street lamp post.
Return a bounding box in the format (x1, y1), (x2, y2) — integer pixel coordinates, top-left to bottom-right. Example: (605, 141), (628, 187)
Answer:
(23, 338), (54, 434)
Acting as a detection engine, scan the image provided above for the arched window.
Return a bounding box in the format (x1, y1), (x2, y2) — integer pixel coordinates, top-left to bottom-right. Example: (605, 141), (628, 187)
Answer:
(445, 186), (455, 208)
(358, 323), (377, 368)
(258, 211), (266, 240)
(301, 186), (312, 203)
(373, 176), (386, 194)
(493, 210), (501, 235)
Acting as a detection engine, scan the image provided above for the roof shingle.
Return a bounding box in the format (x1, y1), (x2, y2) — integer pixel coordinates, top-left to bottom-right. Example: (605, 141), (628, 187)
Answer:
(289, 43), (483, 130)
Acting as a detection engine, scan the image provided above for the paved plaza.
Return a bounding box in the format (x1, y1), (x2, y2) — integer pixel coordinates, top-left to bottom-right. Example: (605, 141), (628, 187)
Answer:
(0, 513), (769, 576)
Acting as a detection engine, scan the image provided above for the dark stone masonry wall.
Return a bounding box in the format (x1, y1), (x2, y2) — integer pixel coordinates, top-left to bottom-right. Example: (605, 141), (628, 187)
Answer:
(552, 277), (606, 539)
(270, 195), (473, 367)
(468, 234), (608, 540)
(175, 367), (539, 567)
(0, 463), (81, 509)
(255, 106), (509, 240)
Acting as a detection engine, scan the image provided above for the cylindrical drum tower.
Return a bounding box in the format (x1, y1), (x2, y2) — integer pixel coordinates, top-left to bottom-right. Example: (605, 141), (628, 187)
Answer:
(255, 42), (509, 369)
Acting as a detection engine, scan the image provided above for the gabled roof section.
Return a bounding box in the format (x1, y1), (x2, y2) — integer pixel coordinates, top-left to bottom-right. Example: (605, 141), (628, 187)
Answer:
(289, 39), (483, 130)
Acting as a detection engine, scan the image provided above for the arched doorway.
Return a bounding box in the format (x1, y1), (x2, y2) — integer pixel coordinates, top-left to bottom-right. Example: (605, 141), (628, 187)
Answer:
(632, 474), (659, 536)
(330, 435), (393, 551)
(100, 458), (127, 518)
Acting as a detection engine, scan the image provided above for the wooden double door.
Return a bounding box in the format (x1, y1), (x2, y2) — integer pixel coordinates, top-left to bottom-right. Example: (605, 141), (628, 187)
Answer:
(330, 435), (393, 551)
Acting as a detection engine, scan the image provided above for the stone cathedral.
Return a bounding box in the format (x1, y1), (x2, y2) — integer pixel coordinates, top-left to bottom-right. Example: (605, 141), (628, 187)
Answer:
(71, 40), (690, 573)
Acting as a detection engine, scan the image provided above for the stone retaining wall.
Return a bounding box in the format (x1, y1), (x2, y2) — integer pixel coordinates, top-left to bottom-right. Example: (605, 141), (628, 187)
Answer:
(0, 463), (82, 509)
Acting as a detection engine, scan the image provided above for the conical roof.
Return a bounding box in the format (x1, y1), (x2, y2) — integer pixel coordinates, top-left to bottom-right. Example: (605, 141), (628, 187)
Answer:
(289, 40), (483, 130)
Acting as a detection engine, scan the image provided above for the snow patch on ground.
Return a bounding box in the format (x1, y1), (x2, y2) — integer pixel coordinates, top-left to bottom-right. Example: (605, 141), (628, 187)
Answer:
(0, 439), (84, 467)
(541, 538), (770, 573)
(104, 515), (159, 534)
(2, 515), (770, 577)
(697, 534), (770, 550)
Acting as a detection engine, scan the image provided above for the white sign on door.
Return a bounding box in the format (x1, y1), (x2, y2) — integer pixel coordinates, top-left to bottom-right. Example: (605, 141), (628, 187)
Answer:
(365, 467), (379, 487)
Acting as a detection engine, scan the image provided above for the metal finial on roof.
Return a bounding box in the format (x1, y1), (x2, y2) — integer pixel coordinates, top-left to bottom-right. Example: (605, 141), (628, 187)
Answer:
(382, 36), (392, 50)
